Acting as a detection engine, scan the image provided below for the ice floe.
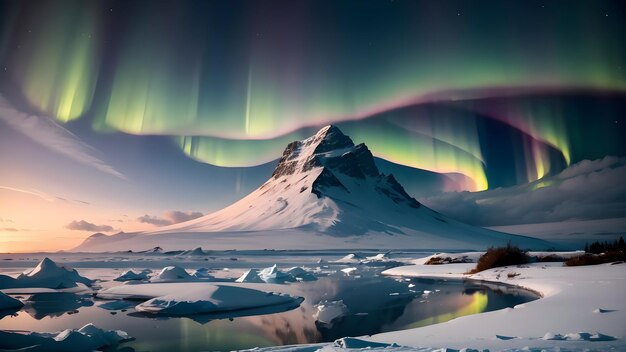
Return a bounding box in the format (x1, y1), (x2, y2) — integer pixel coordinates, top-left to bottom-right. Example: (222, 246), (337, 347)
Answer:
(236, 265), (317, 283)
(0, 323), (132, 351)
(135, 284), (302, 316)
(0, 258), (93, 289)
(150, 265), (195, 282)
(114, 269), (151, 282)
(314, 299), (349, 326)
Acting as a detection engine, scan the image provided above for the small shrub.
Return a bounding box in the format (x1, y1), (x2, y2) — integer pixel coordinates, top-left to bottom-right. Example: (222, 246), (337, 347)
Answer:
(424, 255), (472, 265)
(565, 250), (626, 266)
(468, 244), (529, 274)
(425, 256), (449, 265)
(534, 254), (566, 262)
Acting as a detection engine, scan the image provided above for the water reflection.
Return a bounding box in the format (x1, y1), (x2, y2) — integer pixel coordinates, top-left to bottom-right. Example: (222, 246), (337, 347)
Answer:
(0, 273), (538, 351)
(22, 292), (93, 320)
(124, 275), (537, 350)
(0, 307), (20, 320)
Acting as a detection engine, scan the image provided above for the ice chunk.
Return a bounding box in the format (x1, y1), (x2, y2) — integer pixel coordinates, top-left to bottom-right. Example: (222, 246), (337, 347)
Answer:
(236, 269), (265, 283)
(259, 265), (295, 283)
(286, 267), (317, 281)
(334, 337), (399, 349)
(191, 268), (215, 279)
(0, 258), (93, 289)
(365, 253), (390, 261)
(541, 332), (566, 340)
(114, 269), (150, 282)
(341, 267), (358, 275)
(0, 323), (132, 351)
(314, 299), (349, 326)
(334, 253), (364, 264)
(151, 266), (194, 282)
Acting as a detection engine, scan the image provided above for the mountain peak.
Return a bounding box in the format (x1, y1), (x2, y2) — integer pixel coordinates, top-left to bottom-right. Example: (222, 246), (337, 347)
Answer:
(267, 125), (419, 209)
(309, 125), (354, 153)
(271, 125), (355, 178)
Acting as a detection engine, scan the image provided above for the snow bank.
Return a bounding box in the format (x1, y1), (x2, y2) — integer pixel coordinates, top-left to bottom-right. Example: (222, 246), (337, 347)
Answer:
(259, 264), (295, 283)
(371, 260), (626, 351)
(413, 251), (587, 265)
(286, 267), (317, 281)
(114, 269), (151, 282)
(412, 252), (483, 265)
(334, 253), (402, 267)
(0, 291), (23, 310)
(0, 258), (93, 289)
(135, 284), (302, 316)
(314, 300), (349, 326)
(0, 323), (132, 351)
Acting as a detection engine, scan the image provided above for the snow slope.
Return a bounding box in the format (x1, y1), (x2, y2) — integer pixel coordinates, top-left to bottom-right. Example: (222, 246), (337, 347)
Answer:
(74, 126), (550, 252)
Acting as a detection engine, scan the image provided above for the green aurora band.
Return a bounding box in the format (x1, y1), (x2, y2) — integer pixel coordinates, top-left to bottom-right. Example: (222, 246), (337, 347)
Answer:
(1, 0), (625, 191)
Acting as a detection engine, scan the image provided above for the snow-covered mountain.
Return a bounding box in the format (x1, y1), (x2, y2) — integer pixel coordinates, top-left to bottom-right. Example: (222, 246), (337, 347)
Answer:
(75, 126), (550, 251)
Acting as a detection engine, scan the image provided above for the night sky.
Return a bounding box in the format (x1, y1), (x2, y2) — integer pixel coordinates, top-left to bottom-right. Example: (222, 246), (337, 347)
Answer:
(0, 0), (625, 251)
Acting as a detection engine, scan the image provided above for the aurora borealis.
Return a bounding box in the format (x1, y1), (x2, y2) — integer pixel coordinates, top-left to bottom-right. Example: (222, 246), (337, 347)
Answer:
(1, 0), (626, 251)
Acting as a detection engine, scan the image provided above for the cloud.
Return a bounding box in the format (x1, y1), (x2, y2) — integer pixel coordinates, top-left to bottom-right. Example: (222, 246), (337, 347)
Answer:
(137, 215), (171, 227)
(420, 156), (626, 227)
(1, 228), (19, 232)
(138, 210), (204, 227)
(0, 186), (56, 202)
(0, 95), (125, 179)
(66, 220), (114, 232)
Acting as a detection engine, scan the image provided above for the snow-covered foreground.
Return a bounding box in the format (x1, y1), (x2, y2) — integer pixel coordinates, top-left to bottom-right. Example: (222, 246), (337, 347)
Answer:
(248, 253), (625, 352)
(363, 259), (626, 351)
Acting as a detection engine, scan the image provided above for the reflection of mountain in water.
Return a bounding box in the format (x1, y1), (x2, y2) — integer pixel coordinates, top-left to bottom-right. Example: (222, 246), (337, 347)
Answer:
(22, 293), (93, 320)
(0, 307), (20, 320)
(225, 274), (539, 346)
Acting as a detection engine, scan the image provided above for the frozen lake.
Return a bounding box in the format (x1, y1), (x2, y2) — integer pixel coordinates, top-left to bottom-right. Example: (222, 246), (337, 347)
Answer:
(0, 251), (538, 351)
